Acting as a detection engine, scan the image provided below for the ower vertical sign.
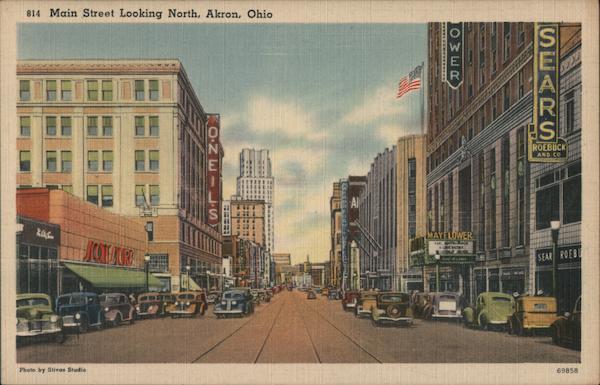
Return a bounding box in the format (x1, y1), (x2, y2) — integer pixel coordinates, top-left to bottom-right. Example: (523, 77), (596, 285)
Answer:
(528, 23), (567, 162)
(441, 22), (464, 89)
(207, 114), (221, 227)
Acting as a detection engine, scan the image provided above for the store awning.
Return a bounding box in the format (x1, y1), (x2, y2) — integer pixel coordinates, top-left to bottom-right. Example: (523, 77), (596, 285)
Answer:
(64, 262), (162, 289)
(181, 275), (202, 291)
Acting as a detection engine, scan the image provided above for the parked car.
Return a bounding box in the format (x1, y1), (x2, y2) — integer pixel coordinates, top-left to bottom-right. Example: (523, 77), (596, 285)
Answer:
(322, 287), (329, 297)
(422, 292), (463, 320)
(342, 291), (359, 311)
(136, 292), (166, 318)
(328, 289), (340, 300)
(551, 296), (581, 349)
(56, 292), (105, 333)
(166, 291), (207, 318)
(371, 292), (413, 326)
(16, 293), (64, 343)
(214, 288), (254, 318)
(307, 290), (317, 300)
(463, 292), (515, 330)
(250, 289), (262, 305)
(207, 291), (222, 304)
(99, 293), (135, 326)
(354, 290), (378, 318)
(410, 292), (431, 318)
(312, 286), (322, 294)
(508, 295), (558, 335)
(264, 289), (273, 302)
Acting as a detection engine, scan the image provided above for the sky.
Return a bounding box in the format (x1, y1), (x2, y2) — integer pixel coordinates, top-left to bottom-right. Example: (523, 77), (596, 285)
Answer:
(19, 23), (427, 265)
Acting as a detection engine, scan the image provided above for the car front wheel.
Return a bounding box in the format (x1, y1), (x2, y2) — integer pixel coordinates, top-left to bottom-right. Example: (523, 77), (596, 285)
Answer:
(551, 325), (560, 345)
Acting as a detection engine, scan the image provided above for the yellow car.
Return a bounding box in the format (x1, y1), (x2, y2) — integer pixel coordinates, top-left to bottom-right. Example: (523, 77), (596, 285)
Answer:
(354, 290), (378, 318)
(508, 295), (558, 336)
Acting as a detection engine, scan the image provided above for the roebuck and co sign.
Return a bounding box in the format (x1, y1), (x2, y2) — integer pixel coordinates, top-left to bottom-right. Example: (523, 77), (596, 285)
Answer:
(528, 23), (567, 163)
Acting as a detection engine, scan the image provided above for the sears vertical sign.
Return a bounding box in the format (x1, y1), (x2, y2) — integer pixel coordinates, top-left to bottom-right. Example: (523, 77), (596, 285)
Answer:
(441, 22), (464, 89)
(528, 23), (567, 163)
(207, 114), (221, 227)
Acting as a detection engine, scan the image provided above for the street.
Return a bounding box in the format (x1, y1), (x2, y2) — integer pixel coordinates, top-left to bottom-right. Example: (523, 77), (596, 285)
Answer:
(17, 290), (579, 363)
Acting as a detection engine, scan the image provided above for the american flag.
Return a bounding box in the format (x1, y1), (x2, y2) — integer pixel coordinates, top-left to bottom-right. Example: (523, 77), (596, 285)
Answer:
(396, 64), (422, 99)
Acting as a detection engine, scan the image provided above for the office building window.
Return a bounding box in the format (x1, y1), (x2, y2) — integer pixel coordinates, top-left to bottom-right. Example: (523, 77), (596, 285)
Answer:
(19, 151), (31, 172)
(149, 254), (169, 273)
(135, 185), (145, 206)
(565, 90), (576, 135)
(518, 23), (525, 45)
(135, 116), (145, 136)
(518, 70), (524, 98)
(501, 137), (510, 246)
(87, 116), (98, 136)
(102, 116), (113, 136)
(88, 151), (99, 171)
(135, 150), (145, 171)
(536, 185), (559, 230)
(149, 116), (159, 136)
(503, 83), (510, 111)
(87, 185), (98, 205)
(61, 116), (72, 136)
(46, 116), (57, 136)
(87, 80), (98, 101)
(20, 116), (31, 136)
(489, 149), (496, 249)
(102, 80), (113, 101)
(149, 80), (159, 100)
(149, 150), (159, 171)
(46, 151), (57, 172)
(150, 185), (160, 205)
(517, 127), (526, 245)
(101, 185), (113, 207)
(135, 80), (145, 101)
(503, 22), (511, 61)
(61, 151), (72, 173)
(61, 80), (72, 101)
(102, 150), (113, 171)
(46, 80), (57, 101)
(20, 80), (30, 101)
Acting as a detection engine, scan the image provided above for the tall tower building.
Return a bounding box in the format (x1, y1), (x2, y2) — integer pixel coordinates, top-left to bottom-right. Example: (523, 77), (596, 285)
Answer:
(236, 149), (274, 252)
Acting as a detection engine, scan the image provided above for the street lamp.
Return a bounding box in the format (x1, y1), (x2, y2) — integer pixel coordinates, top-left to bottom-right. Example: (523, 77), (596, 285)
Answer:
(550, 220), (561, 309)
(206, 269), (210, 291)
(185, 265), (190, 291)
(434, 251), (441, 293)
(366, 270), (370, 290)
(144, 254), (151, 292)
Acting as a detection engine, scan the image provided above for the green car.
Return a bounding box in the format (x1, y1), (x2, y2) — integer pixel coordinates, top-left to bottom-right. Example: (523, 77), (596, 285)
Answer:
(17, 293), (65, 343)
(463, 292), (515, 330)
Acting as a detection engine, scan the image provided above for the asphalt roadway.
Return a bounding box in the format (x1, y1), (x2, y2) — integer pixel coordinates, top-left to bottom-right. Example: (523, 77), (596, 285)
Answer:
(17, 290), (580, 363)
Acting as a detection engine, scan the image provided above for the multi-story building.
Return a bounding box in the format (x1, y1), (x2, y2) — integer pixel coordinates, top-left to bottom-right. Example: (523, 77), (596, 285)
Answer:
(222, 200), (231, 236)
(228, 199), (266, 247)
(358, 148), (397, 290)
(272, 253), (291, 266)
(340, 176), (367, 290)
(16, 59), (222, 292)
(236, 149), (274, 252)
(329, 182), (342, 287)
(425, 23), (580, 308)
(396, 135), (428, 292)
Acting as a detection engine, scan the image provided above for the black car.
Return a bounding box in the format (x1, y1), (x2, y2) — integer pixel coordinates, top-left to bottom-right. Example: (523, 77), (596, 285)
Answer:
(214, 289), (254, 318)
(56, 292), (105, 333)
(551, 296), (581, 349)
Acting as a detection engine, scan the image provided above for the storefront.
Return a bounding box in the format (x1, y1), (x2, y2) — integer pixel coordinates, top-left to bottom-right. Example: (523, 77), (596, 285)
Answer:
(16, 216), (61, 299)
(535, 243), (581, 313)
(472, 265), (528, 298)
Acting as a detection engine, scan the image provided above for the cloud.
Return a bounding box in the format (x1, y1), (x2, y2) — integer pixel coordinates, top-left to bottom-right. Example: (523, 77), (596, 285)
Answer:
(377, 123), (415, 142)
(341, 82), (405, 125)
(246, 95), (326, 141)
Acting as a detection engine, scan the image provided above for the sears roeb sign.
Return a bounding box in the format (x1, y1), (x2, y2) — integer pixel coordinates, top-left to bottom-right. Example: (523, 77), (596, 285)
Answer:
(528, 23), (567, 163)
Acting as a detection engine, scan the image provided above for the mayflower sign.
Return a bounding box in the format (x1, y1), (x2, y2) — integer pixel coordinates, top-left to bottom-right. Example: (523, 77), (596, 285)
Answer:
(528, 22), (567, 163)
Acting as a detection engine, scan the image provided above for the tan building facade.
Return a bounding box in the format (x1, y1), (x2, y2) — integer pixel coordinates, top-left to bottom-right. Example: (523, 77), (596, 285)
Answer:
(16, 59), (222, 292)
(228, 199), (266, 247)
(329, 182), (341, 287)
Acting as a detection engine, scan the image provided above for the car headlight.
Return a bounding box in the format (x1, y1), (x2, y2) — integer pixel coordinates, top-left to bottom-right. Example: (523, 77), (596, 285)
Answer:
(231, 301), (237, 306)
(50, 315), (58, 323)
(104, 307), (109, 312)
(75, 313), (81, 320)
(136, 306), (140, 311)
(175, 301), (179, 305)
(185, 302), (190, 306)
(221, 301), (226, 306)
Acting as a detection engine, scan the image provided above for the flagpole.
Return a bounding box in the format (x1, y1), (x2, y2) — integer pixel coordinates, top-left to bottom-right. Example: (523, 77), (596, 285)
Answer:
(421, 61), (426, 135)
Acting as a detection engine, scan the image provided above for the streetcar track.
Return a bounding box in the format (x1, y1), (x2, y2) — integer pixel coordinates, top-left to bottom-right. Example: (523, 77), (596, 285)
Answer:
(191, 295), (285, 363)
(300, 293), (383, 363)
(291, 295), (323, 363)
(252, 296), (287, 363)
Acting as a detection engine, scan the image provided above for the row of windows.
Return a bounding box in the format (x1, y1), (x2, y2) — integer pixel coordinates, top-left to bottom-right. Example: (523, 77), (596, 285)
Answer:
(19, 79), (160, 102)
(19, 115), (160, 138)
(18, 150), (158, 173)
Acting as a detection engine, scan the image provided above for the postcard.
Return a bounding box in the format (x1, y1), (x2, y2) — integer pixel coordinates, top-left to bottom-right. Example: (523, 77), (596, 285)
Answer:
(1, 0), (598, 384)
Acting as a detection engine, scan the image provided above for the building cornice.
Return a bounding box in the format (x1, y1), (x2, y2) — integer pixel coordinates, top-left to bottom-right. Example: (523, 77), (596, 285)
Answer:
(17, 60), (182, 75)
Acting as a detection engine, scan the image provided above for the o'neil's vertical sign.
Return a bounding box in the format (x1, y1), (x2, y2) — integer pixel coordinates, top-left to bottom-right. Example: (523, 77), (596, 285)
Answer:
(207, 114), (221, 227)
(441, 22), (464, 89)
(528, 23), (567, 163)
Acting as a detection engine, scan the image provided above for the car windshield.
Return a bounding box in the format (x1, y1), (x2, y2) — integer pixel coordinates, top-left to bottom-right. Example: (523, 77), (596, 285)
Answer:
(141, 296), (157, 301)
(439, 295), (457, 301)
(17, 297), (49, 307)
(381, 294), (409, 302)
(178, 294), (194, 300)
(492, 297), (511, 302)
(58, 295), (87, 306)
(224, 292), (244, 300)
(100, 295), (120, 304)
(161, 295), (175, 301)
